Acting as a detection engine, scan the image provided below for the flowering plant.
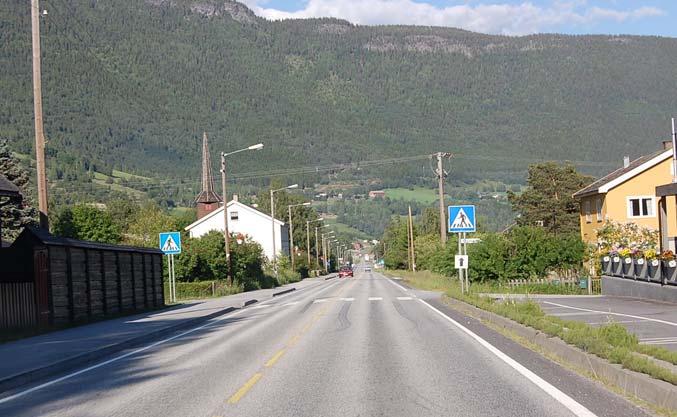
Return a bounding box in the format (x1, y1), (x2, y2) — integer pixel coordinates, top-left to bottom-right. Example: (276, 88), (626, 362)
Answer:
(618, 248), (632, 258)
(644, 248), (658, 261)
(660, 250), (675, 261)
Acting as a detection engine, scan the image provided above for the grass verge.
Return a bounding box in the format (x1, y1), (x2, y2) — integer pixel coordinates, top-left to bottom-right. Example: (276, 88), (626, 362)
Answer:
(386, 270), (677, 385)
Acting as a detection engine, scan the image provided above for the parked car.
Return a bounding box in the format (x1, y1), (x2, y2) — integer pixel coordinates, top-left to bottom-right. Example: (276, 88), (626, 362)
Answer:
(339, 266), (354, 278)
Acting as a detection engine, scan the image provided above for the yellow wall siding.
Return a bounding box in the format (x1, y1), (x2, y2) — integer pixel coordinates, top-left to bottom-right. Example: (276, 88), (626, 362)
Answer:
(579, 157), (677, 245)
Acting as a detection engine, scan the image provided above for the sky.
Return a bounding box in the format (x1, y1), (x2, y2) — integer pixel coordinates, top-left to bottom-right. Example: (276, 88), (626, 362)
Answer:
(238, 0), (677, 37)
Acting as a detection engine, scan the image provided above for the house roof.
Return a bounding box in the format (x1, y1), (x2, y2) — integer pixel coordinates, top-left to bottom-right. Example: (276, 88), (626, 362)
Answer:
(0, 174), (21, 198)
(573, 148), (673, 198)
(185, 200), (285, 231)
(13, 226), (162, 254)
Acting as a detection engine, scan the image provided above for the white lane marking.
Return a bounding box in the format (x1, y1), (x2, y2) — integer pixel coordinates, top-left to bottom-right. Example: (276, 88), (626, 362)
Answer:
(553, 312), (607, 317)
(640, 336), (677, 341)
(0, 278), (342, 404)
(368, 297), (383, 301)
(385, 277), (409, 292)
(251, 304), (272, 309)
(340, 297), (355, 301)
(587, 320), (645, 325)
(313, 299), (329, 303)
(282, 301), (300, 307)
(397, 296), (413, 301)
(641, 339), (677, 345)
(418, 298), (597, 417)
(542, 301), (677, 327)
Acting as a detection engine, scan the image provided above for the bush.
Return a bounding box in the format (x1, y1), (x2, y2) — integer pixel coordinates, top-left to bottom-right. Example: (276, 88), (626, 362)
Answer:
(175, 231), (271, 291)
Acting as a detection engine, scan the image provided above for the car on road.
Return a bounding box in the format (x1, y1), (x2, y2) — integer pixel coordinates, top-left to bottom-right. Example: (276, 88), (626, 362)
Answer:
(338, 266), (354, 278)
(364, 265), (372, 272)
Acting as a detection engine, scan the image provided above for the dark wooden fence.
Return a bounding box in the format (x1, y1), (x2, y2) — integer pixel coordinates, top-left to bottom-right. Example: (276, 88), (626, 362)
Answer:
(0, 227), (164, 331)
(0, 282), (36, 329)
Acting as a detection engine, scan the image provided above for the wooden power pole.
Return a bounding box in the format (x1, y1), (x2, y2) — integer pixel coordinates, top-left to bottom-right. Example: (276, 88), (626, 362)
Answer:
(408, 205), (416, 272)
(31, 0), (49, 229)
(434, 152), (452, 243)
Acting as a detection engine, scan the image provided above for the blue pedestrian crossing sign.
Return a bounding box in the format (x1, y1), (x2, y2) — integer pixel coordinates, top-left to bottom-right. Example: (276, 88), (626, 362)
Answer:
(159, 232), (182, 255)
(448, 205), (476, 233)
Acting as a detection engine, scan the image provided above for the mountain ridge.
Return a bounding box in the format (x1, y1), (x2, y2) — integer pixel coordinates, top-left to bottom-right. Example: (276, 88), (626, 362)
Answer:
(1, 0), (676, 204)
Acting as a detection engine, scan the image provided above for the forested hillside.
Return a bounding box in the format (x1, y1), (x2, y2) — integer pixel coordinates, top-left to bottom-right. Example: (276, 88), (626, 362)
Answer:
(2, 0), (677, 205)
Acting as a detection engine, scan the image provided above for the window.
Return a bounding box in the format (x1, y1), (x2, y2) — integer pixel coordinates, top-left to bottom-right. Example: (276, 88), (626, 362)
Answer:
(627, 197), (654, 218)
(584, 200), (592, 223)
(596, 198), (603, 222)
(230, 211), (239, 221)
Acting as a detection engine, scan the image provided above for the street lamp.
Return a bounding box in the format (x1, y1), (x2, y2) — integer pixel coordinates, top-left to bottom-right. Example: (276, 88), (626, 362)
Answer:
(321, 231), (335, 273)
(221, 142), (264, 284)
(316, 224), (331, 268)
(306, 218), (323, 269)
(271, 184), (298, 275)
(288, 202), (311, 271)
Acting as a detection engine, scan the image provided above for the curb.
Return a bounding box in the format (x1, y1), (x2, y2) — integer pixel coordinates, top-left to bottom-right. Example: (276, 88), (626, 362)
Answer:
(242, 299), (258, 307)
(0, 305), (238, 395)
(324, 275), (337, 281)
(444, 297), (677, 411)
(272, 288), (296, 297)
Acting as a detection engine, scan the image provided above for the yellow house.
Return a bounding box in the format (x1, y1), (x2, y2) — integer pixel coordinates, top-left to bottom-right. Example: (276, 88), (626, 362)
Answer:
(574, 144), (677, 249)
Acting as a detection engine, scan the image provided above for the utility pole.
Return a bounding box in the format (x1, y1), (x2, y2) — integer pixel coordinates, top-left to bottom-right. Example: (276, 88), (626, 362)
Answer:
(220, 152), (231, 284)
(31, 0), (49, 229)
(408, 205), (416, 272)
(306, 221), (311, 267)
(315, 226), (320, 267)
(434, 152), (452, 243)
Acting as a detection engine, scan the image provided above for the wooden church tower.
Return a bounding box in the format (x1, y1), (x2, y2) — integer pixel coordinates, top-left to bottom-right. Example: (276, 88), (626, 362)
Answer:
(195, 132), (222, 219)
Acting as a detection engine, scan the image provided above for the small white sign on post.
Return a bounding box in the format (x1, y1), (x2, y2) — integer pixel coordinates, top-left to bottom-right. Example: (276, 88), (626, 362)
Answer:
(455, 255), (468, 270)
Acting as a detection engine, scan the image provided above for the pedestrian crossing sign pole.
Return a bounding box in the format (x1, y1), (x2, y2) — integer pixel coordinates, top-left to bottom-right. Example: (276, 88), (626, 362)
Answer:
(448, 205), (476, 294)
(159, 232), (181, 303)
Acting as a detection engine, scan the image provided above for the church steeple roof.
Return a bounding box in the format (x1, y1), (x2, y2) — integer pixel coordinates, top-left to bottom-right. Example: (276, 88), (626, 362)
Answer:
(195, 132), (222, 204)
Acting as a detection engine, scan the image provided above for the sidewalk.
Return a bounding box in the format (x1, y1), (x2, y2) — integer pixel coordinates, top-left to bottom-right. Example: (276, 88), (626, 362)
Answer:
(0, 278), (324, 394)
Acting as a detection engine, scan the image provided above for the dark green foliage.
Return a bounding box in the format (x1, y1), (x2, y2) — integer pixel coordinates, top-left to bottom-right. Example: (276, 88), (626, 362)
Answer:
(52, 204), (121, 243)
(2, 1), (677, 205)
(0, 139), (37, 242)
(382, 216), (410, 270)
(508, 163), (593, 235)
(175, 231), (273, 290)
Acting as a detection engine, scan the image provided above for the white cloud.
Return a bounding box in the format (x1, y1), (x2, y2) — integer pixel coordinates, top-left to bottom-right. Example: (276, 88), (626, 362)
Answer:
(239, 0), (664, 36)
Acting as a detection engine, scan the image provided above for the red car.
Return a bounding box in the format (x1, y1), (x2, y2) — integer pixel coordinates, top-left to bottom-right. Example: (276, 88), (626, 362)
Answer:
(338, 267), (354, 278)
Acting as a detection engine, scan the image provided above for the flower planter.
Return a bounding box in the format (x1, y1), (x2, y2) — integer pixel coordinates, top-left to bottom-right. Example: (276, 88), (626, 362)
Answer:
(611, 256), (622, 277)
(621, 257), (634, 279)
(600, 256), (612, 275)
(647, 259), (662, 282)
(663, 260), (677, 285)
(633, 258), (647, 280)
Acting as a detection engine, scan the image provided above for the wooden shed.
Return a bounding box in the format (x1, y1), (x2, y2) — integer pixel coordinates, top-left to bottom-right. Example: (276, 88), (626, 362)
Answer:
(1, 227), (164, 330)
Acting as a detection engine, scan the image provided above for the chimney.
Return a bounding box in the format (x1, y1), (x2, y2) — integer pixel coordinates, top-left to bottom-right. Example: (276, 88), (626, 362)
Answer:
(623, 156), (630, 168)
(232, 194), (239, 202)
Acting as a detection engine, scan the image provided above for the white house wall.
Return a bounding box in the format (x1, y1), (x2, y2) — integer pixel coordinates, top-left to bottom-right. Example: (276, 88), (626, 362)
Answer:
(187, 204), (289, 261)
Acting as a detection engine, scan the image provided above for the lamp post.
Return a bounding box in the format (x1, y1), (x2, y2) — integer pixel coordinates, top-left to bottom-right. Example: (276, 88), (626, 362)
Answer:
(316, 224), (330, 269)
(306, 218), (323, 271)
(271, 184), (298, 276)
(321, 231), (335, 273)
(288, 202), (311, 271)
(221, 143), (264, 284)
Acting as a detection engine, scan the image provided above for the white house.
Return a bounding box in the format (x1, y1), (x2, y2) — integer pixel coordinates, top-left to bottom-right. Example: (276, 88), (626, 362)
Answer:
(185, 199), (290, 261)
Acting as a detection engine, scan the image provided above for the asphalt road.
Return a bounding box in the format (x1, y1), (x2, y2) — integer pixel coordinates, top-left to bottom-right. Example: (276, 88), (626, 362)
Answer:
(536, 296), (677, 350)
(0, 269), (653, 417)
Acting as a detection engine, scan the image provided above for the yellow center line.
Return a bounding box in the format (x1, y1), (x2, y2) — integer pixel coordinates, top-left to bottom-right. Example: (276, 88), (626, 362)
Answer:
(264, 349), (286, 367)
(287, 334), (301, 347)
(227, 373), (263, 404)
(227, 282), (349, 405)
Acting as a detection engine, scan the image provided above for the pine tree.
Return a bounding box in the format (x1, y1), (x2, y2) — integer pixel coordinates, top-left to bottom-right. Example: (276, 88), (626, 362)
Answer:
(0, 139), (38, 243)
